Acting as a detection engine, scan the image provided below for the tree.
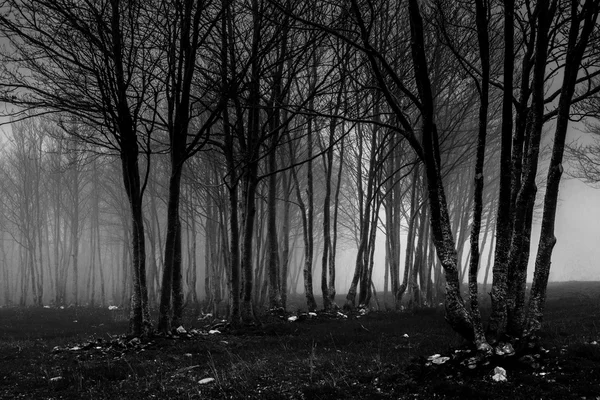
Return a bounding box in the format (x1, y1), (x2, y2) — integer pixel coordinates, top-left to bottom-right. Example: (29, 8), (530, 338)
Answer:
(154, 0), (222, 334)
(286, 0), (600, 351)
(0, 0), (161, 335)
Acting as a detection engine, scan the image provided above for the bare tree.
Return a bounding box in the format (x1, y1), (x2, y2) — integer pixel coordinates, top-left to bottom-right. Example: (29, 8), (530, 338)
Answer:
(0, 0), (163, 335)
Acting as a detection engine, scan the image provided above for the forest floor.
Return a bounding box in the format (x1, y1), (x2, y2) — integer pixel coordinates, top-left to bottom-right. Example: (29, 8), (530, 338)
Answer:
(1, 281), (600, 399)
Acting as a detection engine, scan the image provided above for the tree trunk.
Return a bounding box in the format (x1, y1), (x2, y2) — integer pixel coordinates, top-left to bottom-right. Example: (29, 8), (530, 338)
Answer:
(505, 1), (554, 337)
(526, 1), (599, 338)
(487, 0), (515, 341)
(158, 164), (184, 333)
(121, 142), (151, 336)
(468, 0), (490, 350)
(408, 0), (474, 342)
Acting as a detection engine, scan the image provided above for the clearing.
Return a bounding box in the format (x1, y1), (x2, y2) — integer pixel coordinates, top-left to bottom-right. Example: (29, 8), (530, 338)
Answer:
(1, 281), (600, 399)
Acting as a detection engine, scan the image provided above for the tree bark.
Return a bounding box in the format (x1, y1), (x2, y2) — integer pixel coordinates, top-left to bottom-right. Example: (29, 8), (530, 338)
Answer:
(408, 0), (474, 341)
(526, 0), (599, 338)
(467, 0), (491, 350)
(487, 0), (515, 341)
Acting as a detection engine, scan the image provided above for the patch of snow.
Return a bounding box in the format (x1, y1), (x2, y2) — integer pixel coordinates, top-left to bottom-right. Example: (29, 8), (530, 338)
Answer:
(108, 305), (118, 311)
(287, 316), (298, 322)
(308, 312), (317, 317)
(208, 329), (221, 335)
(43, 305), (50, 309)
(198, 377), (215, 385)
(176, 326), (187, 334)
(49, 376), (63, 382)
(403, 334), (409, 338)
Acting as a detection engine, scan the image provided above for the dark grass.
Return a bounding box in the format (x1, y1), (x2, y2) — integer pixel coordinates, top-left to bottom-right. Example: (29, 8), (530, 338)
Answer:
(1, 281), (600, 399)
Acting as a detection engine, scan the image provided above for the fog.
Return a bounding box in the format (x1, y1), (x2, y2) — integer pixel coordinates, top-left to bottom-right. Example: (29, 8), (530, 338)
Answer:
(0, 118), (599, 309)
(0, 0), (598, 321)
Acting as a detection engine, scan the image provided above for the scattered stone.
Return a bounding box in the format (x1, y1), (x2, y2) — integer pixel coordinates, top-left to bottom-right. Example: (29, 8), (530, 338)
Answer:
(492, 366), (507, 382)
(336, 312), (348, 319)
(430, 355), (450, 365)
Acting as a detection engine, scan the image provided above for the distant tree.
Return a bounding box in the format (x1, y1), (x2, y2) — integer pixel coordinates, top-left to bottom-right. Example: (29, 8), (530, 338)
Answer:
(0, 0), (162, 335)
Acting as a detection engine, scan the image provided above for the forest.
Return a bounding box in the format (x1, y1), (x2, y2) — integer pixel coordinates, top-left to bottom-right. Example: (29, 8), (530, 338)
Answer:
(0, 0), (599, 355)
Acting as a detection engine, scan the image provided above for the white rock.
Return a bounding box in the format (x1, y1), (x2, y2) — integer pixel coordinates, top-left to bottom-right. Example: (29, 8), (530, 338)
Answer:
(108, 305), (118, 311)
(427, 354), (441, 361)
(492, 366), (507, 382)
(176, 326), (187, 334)
(403, 334), (409, 338)
(287, 316), (298, 322)
(49, 376), (63, 382)
(431, 356), (450, 365)
(501, 343), (515, 355)
(208, 329), (221, 335)
(308, 312), (317, 317)
(198, 377), (215, 385)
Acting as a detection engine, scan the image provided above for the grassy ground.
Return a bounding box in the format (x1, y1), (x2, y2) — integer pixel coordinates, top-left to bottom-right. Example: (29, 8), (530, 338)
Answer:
(1, 281), (600, 399)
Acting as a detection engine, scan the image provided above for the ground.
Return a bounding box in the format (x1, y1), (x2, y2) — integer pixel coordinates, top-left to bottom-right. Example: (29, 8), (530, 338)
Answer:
(1, 281), (600, 399)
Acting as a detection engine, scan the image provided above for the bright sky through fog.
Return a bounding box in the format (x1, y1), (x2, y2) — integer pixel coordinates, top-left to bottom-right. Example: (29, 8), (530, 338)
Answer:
(335, 123), (600, 291)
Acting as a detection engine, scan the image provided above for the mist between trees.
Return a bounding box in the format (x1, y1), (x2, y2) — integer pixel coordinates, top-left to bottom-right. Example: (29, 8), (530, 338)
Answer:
(0, 0), (599, 352)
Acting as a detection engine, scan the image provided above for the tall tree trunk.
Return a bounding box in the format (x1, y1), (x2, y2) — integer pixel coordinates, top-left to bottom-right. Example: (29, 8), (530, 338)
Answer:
(526, 0), (599, 338)
(267, 140), (283, 310)
(121, 142), (151, 336)
(280, 167), (291, 310)
(397, 166), (419, 309)
(408, 0), (474, 341)
(329, 127), (344, 306)
(505, 1), (554, 337)
(158, 164), (184, 333)
(487, 0), (515, 341)
(70, 165), (80, 306)
(468, 0), (490, 350)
